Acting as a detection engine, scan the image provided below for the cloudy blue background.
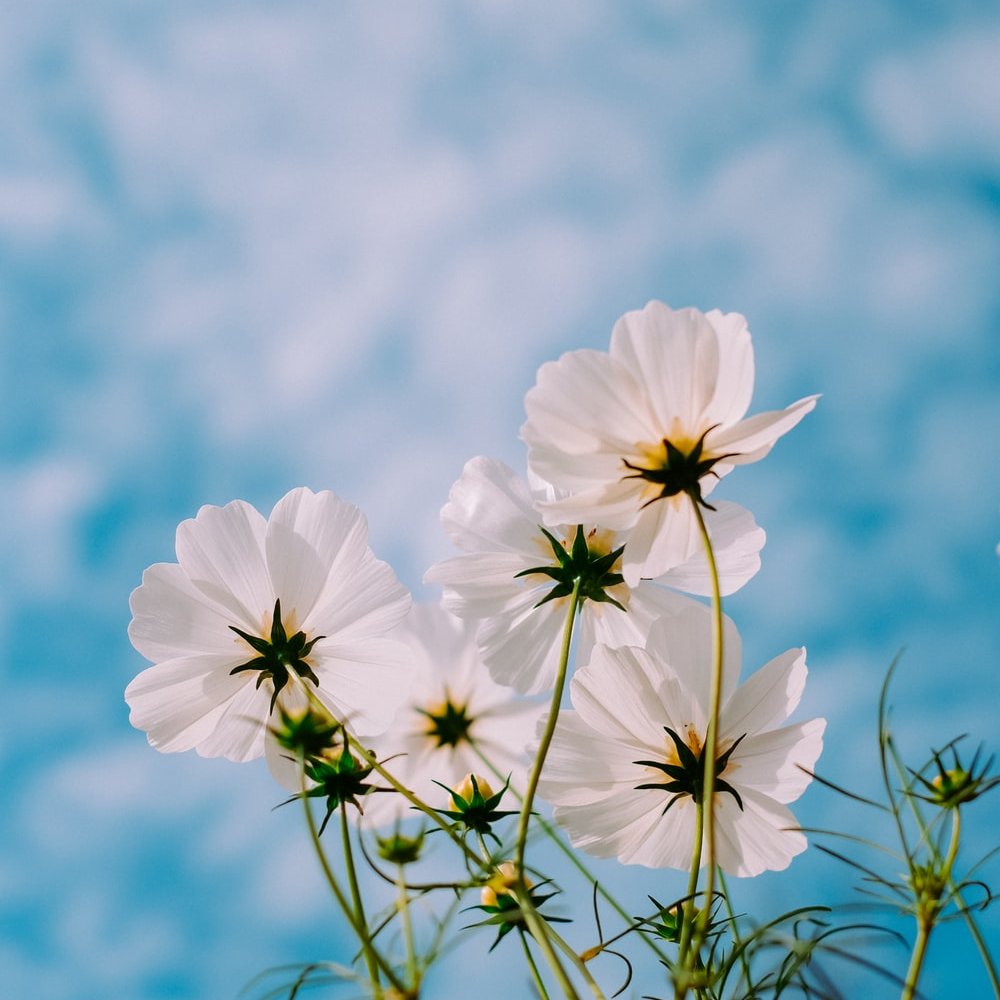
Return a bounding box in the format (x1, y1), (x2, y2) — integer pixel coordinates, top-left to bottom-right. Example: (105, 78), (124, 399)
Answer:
(2, 2), (998, 998)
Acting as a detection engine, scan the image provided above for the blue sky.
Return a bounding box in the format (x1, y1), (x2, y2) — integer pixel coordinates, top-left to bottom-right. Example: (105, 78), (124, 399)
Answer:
(2, 2), (998, 998)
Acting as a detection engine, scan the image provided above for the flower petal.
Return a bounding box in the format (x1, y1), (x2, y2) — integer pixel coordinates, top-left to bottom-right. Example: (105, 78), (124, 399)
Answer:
(721, 647), (807, 738)
(174, 499), (271, 632)
(729, 719), (826, 804)
(714, 789), (808, 877)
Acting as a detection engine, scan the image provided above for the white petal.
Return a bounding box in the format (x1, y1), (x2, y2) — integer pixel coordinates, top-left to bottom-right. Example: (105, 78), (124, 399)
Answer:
(610, 302), (721, 434)
(721, 648), (807, 737)
(424, 551), (540, 616)
(311, 637), (413, 737)
(128, 562), (243, 663)
(655, 501), (764, 596)
(265, 487), (371, 628)
(438, 457), (545, 554)
(702, 308), (755, 428)
(477, 588), (568, 695)
(523, 349), (655, 488)
(196, 678), (274, 762)
(570, 644), (685, 748)
(729, 719), (826, 804)
(174, 499), (272, 631)
(621, 497), (700, 586)
(125, 654), (250, 757)
(714, 789), (807, 877)
(645, 603), (742, 717)
(708, 395), (819, 465)
(622, 795), (698, 869)
(539, 478), (643, 532)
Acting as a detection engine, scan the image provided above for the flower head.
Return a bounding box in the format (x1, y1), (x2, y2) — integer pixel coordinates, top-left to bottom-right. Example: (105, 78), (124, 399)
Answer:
(126, 487), (412, 762)
(425, 456), (764, 694)
(273, 602), (545, 827)
(538, 604), (825, 877)
(522, 301), (817, 584)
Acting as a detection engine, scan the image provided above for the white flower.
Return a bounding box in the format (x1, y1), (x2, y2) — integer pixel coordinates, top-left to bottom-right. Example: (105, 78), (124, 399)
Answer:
(126, 487), (412, 762)
(360, 602), (546, 825)
(522, 300), (818, 585)
(424, 456), (764, 695)
(537, 604), (825, 877)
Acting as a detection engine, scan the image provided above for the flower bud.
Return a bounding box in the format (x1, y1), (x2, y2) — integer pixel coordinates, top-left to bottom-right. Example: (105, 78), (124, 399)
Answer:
(480, 861), (528, 907)
(452, 772), (494, 807)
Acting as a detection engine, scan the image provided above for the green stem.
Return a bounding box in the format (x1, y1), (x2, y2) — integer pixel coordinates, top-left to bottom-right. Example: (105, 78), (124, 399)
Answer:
(471, 743), (673, 967)
(396, 864), (420, 995)
(521, 931), (552, 1000)
(717, 869), (751, 992)
(676, 796), (705, 977)
(515, 578), (583, 873)
(287, 671), (484, 870)
(546, 923), (608, 1000)
(901, 810), (961, 1000)
(688, 499), (725, 966)
(340, 803), (382, 997)
(518, 895), (580, 1000)
(297, 761), (405, 994)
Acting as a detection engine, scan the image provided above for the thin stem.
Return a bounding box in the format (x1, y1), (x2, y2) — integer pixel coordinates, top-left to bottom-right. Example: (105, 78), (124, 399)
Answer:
(286, 671), (485, 870)
(717, 869), (751, 991)
(519, 895), (580, 1000)
(297, 761), (406, 995)
(546, 923), (608, 1000)
(515, 578), (583, 872)
(521, 931), (552, 1000)
(676, 798), (706, 973)
(341, 804), (382, 997)
(471, 742), (673, 967)
(688, 499), (725, 962)
(396, 864), (419, 994)
(901, 810), (961, 1000)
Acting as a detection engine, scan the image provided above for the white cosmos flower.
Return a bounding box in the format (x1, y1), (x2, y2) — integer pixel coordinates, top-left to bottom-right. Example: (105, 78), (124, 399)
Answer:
(266, 601), (545, 827)
(361, 602), (546, 825)
(126, 487), (412, 762)
(522, 300), (818, 585)
(423, 456), (764, 695)
(537, 604), (825, 877)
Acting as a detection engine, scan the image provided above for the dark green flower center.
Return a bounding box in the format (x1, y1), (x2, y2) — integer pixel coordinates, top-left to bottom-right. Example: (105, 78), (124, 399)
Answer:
(516, 524), (627, 611)
(621, 425), (736, 511)
(634, 726), (747, 814)
(229, 598), (325, 713)
(419, 698), (474, 749)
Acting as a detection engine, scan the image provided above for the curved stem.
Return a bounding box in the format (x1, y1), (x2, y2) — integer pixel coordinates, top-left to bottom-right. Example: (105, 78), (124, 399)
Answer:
(676, 797), (705, 974)
(471, 742), (673, 968)
(340, 803), (382, 997)
(521, 931), (552, 1000)
(396, 864), (420, 995)
(519, 896), (580, 1000)
(297, 761), (405, 995)
(901, 810), (961, 1000)
(515, 578), (582, 873)
(546, 923), (608, 1000)
(688, 499), (725, 962)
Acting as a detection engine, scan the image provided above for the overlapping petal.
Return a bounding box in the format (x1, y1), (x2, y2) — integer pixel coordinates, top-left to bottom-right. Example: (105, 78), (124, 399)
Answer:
(522, 300), (817, 581)
(538, 608), (824, 876)
(126, 487), (412, 762)
(425, 456), (764, 695)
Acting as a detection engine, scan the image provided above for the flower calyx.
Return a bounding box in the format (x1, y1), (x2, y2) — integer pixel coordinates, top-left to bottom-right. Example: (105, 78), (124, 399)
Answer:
(418, 696), (475, 749)
(270, 704), (342, 760)
(516, 524), (626, 611)
(622, 425), (737, 512)
(465, 861), (569, 951)
(635, 727), (747, 813)
(230, 598), (325, 712)
(376, 826), (427, 866)
(290, 746), (377, 835)
(435, 773), (517, 839)
(911, 741), (999, 810)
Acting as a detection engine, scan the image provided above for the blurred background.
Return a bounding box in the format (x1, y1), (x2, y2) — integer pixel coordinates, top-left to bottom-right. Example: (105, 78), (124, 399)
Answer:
(2, 2), (998, 997)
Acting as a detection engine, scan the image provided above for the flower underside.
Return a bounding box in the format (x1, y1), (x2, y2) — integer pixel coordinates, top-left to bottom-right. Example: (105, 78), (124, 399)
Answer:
(621, 425), (737, 511)
(418, 697), (475, 749)
(635, 726), (747, 814)
(516, 524), (626, 611)
(229, 598), (324, 713)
